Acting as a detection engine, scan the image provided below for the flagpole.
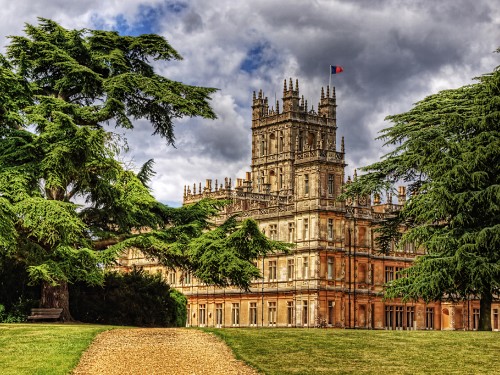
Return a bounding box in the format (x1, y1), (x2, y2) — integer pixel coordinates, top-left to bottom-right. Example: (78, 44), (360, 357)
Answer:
(329, 65), (332, 93)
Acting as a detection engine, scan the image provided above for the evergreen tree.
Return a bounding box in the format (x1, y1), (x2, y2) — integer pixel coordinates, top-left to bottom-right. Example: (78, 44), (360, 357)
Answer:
(0, 18), (289, 321)
(343, 55), (500, 330)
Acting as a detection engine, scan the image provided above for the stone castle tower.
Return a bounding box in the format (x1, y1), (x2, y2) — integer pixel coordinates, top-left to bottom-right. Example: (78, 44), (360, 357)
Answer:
(120, 79), (499, 331)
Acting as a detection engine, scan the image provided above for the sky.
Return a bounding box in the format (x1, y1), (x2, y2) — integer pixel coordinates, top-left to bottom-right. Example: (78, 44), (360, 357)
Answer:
(0, 0), (498, 206)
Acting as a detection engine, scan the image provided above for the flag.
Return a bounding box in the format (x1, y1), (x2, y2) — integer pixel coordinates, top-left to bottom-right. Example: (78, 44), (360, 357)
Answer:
(331, 65), (344, 74)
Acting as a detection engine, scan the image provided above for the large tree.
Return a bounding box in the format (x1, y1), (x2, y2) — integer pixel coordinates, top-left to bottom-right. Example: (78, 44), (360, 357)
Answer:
(344, 56), (500, 330)
(0, 18), (289, 321)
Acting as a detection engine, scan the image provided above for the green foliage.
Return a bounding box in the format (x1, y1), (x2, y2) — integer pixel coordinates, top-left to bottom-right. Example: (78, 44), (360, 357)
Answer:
(0, 18), (290, 317)
(169, 289), (187, 327)
(344, 52), (500, 329)
(69, 268), (184, 327)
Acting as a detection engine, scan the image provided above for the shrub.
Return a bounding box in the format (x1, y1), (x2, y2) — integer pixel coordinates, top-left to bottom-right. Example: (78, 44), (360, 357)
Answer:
(70, 267), (186, 327)
(0, 256), (39, 322)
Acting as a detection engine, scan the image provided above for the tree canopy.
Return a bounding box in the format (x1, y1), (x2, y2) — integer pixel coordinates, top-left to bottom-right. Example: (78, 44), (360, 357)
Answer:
(344, 53), (500, 330)
(0, 18), (290, 321)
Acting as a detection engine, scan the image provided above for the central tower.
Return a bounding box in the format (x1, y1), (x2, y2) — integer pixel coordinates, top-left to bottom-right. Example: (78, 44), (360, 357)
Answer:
(250, 78), (345, 202)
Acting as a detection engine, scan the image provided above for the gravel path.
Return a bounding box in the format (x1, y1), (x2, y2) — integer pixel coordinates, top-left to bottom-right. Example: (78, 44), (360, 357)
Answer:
(72, 328), (259, 375)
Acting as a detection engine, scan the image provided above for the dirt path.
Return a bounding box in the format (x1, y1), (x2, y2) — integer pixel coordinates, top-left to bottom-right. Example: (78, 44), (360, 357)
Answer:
(72, 328), (259, 375)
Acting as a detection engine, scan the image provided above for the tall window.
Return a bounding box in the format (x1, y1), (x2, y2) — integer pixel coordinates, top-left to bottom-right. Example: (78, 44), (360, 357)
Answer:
(425, 307), (434, 329)
(473, 308), (480, 330)
(303, 301), (308, 325)
(288, 222), (295, 242)
(187, 304), (191, 326)
(493, 309), (499, 330)
(395, 266), (405, 279)
(328, 174), (334, 195)
(328, 301), (335, 325)
(183, 271), (192, 285)
(287, 259), (295, 280)
(260, 137), (266, 156)
(249, 302), (257, 326)
(385, 266), (394, 283)
(385, 305), (394, 329)
(199, 304), (206, 326)
(268, 302), (277, 326)
(279, 132), (284, 152)
(268, 260), (277, 281)
(279, 168), (284, 189)
(304, 174), (309, 195)
(327, 257), (334, 280)
(215, 303), (223, 326)
(303, 218), (309, 240)
(169, 271), (176, 285)
(406, 306), (415, 329)
(231, 303), (240, 326)
(269, 224), (278, 240)
(302, 257), (309, 279)
(287, 301), (294, 325)
(260, 171), (265, 192)
(395, 306), (404, 329)
(327, 218), (334, 240)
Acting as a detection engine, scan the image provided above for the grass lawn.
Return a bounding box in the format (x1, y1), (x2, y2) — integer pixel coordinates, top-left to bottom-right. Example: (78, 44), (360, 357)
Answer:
(204, 328), (500, 374)
(0, 323), (114, 375)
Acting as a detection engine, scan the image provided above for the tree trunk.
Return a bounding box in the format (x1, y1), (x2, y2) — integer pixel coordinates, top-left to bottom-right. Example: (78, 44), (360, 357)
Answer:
(40, 281), (73, 322)
(478, 290), (492, 331)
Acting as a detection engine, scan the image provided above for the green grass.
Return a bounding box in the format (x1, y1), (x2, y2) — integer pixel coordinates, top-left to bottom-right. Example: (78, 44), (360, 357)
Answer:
(203, 328), (500, 374)
(0, 323), (115, 375)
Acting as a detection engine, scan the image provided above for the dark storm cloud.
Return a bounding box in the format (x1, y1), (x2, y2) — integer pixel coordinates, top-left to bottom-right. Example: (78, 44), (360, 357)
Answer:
(0, 0), (497, 203)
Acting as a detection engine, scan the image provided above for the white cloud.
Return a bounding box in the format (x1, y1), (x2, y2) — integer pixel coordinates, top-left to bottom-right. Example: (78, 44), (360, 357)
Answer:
(1, 0), (498, 205)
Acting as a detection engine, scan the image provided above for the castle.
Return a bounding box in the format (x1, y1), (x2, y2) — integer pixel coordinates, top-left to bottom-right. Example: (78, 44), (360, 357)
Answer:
(120, 79), (499, 330)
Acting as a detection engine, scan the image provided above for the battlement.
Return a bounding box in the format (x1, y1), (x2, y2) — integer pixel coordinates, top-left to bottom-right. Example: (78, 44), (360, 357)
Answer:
(252, 78), (336, 125)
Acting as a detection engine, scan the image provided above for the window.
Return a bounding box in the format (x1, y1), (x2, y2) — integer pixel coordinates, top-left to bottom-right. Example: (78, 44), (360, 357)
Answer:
(231, 303), (240, 326)
(493, 309), (499, 330)
(279, 168), (284, 189)
(385, 305), (394, 329)
(385, 266), (394, 283)
(287, 259), (295, 280)
(327, 218), (334, 240)
(183, 271), (192, 285)
(268, 302), (277, 326)
(395, 266), (405, 279)
(303, 301), (308, 325)
(288, 222), (295, 242)
(250, 302), (257, 326)
(269, 224), (278, 240)
(303, 219), (309, 240)
(279, 132), (284, 152)
(287, 301), (294, 325)
(304, 174), (309, 195)
(302, 257), (309, 279)
(260, 171), (265, 192)
(260, 138), (266, 156)
(328, 301), (335, 325)
(425, 307), (434, 330)
(327, 257), (334, 280)
(298, 131), (303, 151)
(199, 304), (206, 326)
(473, 308), (480, 330)
(169, 271), (176, 285)
(187, 304), (191, 326)
(328, 174), (334, 195)
(395, 306), (404, 329)
(406, 306), (415, 329)
(215, 303), (223, 326)
(268, 260), (277, 281)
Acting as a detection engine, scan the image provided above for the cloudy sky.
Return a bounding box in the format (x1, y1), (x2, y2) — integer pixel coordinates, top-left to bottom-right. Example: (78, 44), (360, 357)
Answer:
(0, 0), (498, 206)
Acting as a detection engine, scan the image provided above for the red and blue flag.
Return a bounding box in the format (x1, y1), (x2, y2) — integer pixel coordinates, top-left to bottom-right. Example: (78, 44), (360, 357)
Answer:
(331, 66), (344, 74)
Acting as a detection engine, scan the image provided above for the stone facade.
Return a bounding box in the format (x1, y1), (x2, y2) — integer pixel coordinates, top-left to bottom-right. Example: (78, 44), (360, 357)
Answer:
(118, 79), (499, 330)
